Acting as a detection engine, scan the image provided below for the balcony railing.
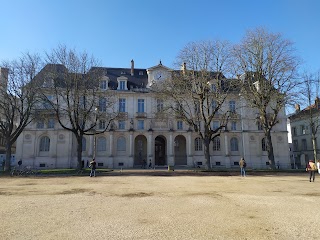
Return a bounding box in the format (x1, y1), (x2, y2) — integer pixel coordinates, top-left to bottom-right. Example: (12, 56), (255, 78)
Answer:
(116, 112), (128, 120)
(135, 112), (147, 118)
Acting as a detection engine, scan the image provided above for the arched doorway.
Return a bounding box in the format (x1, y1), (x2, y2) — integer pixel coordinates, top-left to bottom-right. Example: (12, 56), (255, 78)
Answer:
(174, 135), (187, 165)
(134, 135), (147, 166)
(155, 136), (166, 166)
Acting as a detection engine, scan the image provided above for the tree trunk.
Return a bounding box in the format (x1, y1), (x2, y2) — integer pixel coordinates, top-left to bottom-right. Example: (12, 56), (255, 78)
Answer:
(203, 138), (211, 169)
(76, 135), (83, 170)
(266, 131), (275, 169)
(312, 135), (317, 161)
(4, 141), (12, 172)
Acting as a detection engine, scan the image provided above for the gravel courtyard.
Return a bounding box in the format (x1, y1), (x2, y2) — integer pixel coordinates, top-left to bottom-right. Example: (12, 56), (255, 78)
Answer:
(0, 170), (319, 240)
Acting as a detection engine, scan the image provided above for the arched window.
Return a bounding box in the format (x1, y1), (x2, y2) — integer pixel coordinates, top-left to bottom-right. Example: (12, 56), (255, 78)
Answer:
(262, 138), (267, 151)
(230, 137), (238, 151)
(97, 137), (106, 152)
(195, 137), (202, 151)
(39, 136), (50, 152)
(213, 137), (221, 151)
(117, 137), (126, 151)
(82, 137), (86, 152)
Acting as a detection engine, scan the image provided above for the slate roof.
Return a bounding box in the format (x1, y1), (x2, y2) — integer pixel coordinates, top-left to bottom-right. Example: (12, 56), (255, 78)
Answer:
(90, 67), (148, 90)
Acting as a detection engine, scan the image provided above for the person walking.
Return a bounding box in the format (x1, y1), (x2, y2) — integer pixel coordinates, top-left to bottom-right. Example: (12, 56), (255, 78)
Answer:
(89, 158), (97, 177)
(148, 159), (152, 169)
(306, 160), (317, 182)
(317, 160), (320, 175)
(239, 157), (246, 177)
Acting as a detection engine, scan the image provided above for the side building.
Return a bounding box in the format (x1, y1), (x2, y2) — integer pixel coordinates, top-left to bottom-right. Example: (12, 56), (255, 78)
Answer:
(289, 100), (320, 168)
(15, 61), (290, 169)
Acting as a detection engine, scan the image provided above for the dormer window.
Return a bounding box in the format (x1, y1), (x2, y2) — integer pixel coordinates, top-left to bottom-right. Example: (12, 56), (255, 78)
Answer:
(139, 71), (144, 76)
(100, 80), (107, 90)
(43, 78), (53, 88)
(99, 76), (109, 90)
(119, 81), (126, 90)
(121, 71), (126, 75)
(117, 77), (128, 90)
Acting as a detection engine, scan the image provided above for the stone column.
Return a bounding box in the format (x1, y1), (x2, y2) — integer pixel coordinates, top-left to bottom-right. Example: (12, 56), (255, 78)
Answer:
(224, 134), (229, 156)
(187, 131), (193, 166)
(168, 131), (174, 166)
(146, 131), (155, 166)
(129, 131), (133, 157)
(224, 134), (230, 168)
(109, 132), (114, 157)
(127, 131), (134, 168)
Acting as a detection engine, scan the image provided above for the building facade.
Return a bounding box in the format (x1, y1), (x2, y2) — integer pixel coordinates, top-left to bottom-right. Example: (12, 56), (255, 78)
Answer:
(289, 101), (320, 168)
(15, 61), (290, 169)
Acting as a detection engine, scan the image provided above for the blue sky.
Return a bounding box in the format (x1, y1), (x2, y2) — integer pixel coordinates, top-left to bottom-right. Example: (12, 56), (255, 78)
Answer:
(0, 0), (319, 72)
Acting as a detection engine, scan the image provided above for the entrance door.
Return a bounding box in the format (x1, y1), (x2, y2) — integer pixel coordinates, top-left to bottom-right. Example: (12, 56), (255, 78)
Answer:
(155, 136), (166, 165)
(134, 135), (147, 166)
(174, 135), (187, 165)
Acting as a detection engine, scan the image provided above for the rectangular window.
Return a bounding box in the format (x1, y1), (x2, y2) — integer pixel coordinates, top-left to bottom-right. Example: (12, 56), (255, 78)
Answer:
(293, 140), (298, 151)
(137, 120), (144, 130)
(37, 120), (44, 129)
(120, 81), (126, 90)
(157, 99), (163, 112)
(99, 120), (106, 130)
(211, 84), (217, 92)
(138, 99), (145, 113)
(211, 100), (217, 113)
(292, 127), (297, 136)
(119, 98), (126, 112)
(195, 102), (200, 114)
(118, 120), (125, 130)
(213, 121), (219, 130)
(79, 96), (85, 108)
(258, 121), (263, 130)
(100, 80), (107, 90)
(301, 125), (305, 135)
(302, 139), (307, 150)
(47, 118), (55, 129)
(177, 121), (183, 130)
(195, 137), (202, 151)
(229, 100), (236, 113)
(43, 95), (53, 109)
(99, 97), (106, 112)
(231, 121), (237, 131)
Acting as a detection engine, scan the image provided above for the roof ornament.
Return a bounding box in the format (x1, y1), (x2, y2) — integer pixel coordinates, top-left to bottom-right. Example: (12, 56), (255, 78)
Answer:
(159, 60), (162, 65)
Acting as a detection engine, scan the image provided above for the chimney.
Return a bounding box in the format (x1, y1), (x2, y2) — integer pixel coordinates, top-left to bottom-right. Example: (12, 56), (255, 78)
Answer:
(181, 62), (186, 75)
(131, 59), (134, 76)
(0, 67), (9, 91)
(295, 104), (300, 112)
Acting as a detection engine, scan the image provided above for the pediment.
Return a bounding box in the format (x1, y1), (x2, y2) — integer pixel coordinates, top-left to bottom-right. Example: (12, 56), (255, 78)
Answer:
(147, 62), (173, 72)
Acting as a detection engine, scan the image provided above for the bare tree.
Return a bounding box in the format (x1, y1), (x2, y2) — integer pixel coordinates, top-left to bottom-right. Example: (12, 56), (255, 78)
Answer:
(300, 71), (320, 161)
(0, 53), (42, 172)
(40, 45), (117, 170)
(153, 40), (236, 169)
(233, 28), (301, 168)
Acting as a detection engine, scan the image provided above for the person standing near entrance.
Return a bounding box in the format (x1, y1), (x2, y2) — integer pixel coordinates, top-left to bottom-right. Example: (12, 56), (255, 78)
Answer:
(239, 157), (246, 177)
(306, 160), (317, 182)
(89, 158), (97, 177)
(148, 159), (152, 169)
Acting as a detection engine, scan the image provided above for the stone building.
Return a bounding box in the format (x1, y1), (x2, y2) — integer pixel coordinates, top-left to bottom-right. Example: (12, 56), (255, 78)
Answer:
(289, 100), (320, 168)
(15, 61), (290, 169)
